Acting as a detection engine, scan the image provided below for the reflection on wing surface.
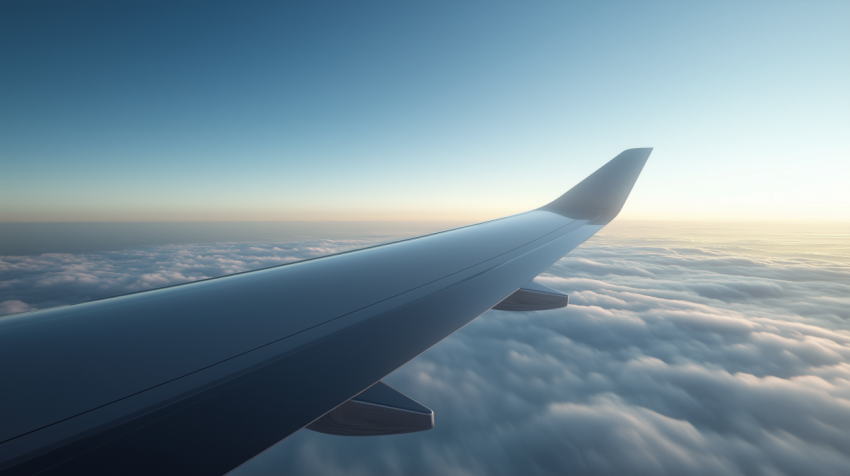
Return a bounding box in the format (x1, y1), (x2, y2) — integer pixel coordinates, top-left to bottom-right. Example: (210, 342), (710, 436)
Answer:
(0, 148), (651, 476)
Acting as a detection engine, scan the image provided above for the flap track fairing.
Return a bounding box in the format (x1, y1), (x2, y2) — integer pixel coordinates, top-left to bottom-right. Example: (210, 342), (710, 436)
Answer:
(307, 381), (433, 436)
(492, 281), (568, 312)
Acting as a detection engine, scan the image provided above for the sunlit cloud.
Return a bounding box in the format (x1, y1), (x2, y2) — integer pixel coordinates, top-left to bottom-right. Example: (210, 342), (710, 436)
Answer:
(2, 227), (849, 475)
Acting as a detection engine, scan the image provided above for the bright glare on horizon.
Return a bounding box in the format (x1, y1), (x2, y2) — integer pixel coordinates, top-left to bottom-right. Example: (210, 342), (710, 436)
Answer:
(0, 1), (847, 223)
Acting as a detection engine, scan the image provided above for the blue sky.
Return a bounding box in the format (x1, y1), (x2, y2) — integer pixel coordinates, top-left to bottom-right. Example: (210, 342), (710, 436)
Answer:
(1, 0), (848, 222)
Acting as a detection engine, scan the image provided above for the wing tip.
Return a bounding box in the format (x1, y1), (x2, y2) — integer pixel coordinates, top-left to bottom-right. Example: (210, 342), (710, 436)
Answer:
(539, 148), (652, 222)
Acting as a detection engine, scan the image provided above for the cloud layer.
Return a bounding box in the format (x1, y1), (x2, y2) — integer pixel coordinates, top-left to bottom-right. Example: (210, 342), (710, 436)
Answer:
(0, 239), (377, 315)
(237, 228), (850, 476)
(2, 225), (849, 475)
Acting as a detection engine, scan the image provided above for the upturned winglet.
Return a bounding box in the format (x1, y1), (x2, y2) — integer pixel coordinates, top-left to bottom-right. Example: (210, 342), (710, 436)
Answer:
(539, 148), (652, 224)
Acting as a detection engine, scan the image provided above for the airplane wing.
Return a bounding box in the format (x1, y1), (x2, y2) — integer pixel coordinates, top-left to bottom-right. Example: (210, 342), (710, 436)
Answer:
(0, 148), (651, 475)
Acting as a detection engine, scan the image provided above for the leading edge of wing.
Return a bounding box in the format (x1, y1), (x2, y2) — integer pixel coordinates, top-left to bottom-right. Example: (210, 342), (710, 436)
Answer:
(539, 148), (652, 224)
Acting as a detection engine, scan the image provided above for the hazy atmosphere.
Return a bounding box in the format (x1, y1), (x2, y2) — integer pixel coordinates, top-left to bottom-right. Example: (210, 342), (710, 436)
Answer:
(1, 1), (848, 475)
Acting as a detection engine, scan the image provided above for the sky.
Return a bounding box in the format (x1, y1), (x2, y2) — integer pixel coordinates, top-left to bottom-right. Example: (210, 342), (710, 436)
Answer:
(1, 221), (848, 475)
(1, 0), (848, 222)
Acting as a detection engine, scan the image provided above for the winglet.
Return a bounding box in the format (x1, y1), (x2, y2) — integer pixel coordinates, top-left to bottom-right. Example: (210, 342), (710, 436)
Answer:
(539, 148), (652, 224)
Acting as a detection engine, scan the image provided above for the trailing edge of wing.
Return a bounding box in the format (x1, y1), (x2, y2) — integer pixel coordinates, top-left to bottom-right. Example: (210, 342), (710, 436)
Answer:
(539, 148), (651, 224)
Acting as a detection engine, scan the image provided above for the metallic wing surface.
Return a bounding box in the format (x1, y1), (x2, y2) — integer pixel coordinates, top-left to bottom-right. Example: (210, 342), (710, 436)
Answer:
(0, 148), (651, 475)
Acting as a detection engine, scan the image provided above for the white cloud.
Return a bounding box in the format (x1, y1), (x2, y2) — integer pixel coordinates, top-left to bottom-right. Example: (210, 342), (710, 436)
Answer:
(234, 231), (850, 475)
(0, 300), (32, 315)
(2, 228), (849, 475)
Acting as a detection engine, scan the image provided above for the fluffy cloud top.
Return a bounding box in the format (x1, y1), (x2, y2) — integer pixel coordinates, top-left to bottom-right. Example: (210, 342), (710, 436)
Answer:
(0, 239), (377, 315)
(1, 225), (848, 475)
(236, 228), (850, 476)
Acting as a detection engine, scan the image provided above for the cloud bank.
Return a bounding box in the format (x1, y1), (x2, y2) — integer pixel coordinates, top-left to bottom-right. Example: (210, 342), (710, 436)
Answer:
(0, 239), (376, 315)
(237, 230), (850, 476)
(2, 226), (849, 475)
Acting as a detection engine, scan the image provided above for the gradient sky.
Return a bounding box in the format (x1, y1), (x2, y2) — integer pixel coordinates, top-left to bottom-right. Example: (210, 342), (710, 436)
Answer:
(1, 0), (848, 222)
